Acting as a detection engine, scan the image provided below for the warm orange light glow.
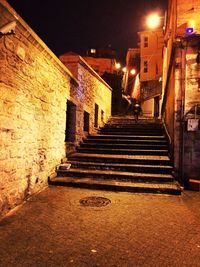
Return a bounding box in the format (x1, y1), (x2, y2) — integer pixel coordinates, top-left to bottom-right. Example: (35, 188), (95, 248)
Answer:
(130, 69), (136, 75)
(115, 62), (121, 69)
(122, 67), (126, 72)
(90, 48), (96, 54)
(146, 13), (160, 29)
(188, 20), (195, 30)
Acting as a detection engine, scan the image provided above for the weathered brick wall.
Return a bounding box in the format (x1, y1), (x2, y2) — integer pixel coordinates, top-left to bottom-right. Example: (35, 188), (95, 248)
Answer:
(0, 1), (77, 218)
(177, 0), (200, 33)
(163, 0), (200, 183)
(60, 54), (112, 137)
(183, 47), (200, 179)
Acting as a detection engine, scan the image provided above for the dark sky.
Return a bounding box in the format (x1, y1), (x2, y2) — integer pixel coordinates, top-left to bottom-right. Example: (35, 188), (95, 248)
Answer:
(7, 0), (168, 63)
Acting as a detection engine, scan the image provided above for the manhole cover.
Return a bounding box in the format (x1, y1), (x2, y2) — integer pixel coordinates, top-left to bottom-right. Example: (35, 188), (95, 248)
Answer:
(79, 196), (111, 207)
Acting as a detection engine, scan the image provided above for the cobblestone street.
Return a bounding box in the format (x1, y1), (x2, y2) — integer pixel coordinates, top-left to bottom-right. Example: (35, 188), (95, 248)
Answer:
(0, 186), (200, 267)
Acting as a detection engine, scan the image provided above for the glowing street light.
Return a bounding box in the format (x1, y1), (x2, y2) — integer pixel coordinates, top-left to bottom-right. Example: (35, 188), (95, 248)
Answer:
(146, 13), (161, 29)
(115, 62), (121, 70)
(130, 68), (136, 75)
(122, 67), (127, 73)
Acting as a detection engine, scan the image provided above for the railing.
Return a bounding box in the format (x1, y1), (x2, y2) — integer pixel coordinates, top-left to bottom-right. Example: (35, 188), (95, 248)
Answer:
(140, 80), (162, 101)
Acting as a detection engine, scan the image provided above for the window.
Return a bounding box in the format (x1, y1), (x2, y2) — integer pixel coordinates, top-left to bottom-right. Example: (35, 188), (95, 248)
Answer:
(83, 111), (90, 132)
(144, 61), (148, 73)
(65, 100), (76, 142)
(94, 103), (99, 128)
(90, 48), (96, 54)
(144, 36), (148, 48)
(101, 110), (104, 124)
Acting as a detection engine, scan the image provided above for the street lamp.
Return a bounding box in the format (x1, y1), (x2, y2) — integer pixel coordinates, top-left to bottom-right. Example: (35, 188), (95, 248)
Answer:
(130, 68), (136, 75)
(122, 67), (126, 73)
(123, 68), (137, 94)
(146, 13), (164, 29)
(115, 62), (121, 70)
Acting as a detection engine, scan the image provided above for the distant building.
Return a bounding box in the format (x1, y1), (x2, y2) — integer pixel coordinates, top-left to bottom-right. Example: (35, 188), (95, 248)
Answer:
(123, 48), (140, 97)
(138, 29), (164, 117)
(83, 46), (119, 76)
(59, 47), (123, 115)
(83, 46), (123, 115)
(86, 46), (117, 58)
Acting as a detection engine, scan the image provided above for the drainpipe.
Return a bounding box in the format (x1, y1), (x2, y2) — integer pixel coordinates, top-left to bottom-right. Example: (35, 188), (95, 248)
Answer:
(179, 41), (187, 186)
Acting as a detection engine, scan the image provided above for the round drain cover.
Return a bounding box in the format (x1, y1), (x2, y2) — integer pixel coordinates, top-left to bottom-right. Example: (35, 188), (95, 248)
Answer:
(79, 196), (111, 207)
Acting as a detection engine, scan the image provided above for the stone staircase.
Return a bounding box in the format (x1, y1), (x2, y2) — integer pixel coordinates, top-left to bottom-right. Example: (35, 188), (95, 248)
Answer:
(49, 116), (181, 195)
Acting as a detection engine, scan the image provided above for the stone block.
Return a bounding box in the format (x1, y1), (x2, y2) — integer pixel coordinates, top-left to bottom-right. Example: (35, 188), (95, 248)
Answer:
(188, 179), (200, 191)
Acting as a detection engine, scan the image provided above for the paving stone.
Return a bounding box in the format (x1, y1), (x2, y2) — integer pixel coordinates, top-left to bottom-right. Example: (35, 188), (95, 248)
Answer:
(0, 187), (200, 266)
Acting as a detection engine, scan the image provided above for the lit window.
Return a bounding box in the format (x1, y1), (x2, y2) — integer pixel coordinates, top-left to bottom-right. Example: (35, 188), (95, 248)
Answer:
(115, 62), (121, 69)
(144, 61), (148, 73)
(144, 36), (148, 48)
(90, 48), (96, 54)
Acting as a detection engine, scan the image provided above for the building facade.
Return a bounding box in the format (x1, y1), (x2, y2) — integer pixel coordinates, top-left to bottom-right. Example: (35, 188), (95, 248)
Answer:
(70, 46), (123, 115)
(162, 0), (200, 185)
(138, 29), (164, 117)
(82, 46), (118, 76)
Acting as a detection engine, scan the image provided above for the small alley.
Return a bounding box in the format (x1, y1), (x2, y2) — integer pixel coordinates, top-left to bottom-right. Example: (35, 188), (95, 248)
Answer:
(1, 0), (200, 266)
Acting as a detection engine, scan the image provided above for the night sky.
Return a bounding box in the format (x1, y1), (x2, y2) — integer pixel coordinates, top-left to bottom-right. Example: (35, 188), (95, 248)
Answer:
(7, 0), (168, 64)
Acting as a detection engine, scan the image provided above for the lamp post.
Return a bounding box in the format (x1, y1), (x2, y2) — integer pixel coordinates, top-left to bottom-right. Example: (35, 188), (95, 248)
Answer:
(123, 68), (137, 95)
(141, 13), (165, 118)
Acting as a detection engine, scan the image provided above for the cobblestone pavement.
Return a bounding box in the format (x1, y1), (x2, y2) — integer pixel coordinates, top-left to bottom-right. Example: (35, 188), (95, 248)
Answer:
(0, 186), (200, 267)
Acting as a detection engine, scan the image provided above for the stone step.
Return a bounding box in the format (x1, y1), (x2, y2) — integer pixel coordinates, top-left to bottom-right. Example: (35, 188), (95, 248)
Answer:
(83, 138), (167, 145)
(76, 147), (169, 156)
(98, 130), (164, 136)
(101, 124), (162, 128)
(49, 176), (181, 195)
(57, 168), (174, 183)
(87, 134), (166, 140)
(64, 161), (173, 174)
(68, 153), (172, 165)
(49, 116), (181, 195)
(80, 142), (168, 150)
(100, 126), (163, 131)
(107, 117), (161, 123)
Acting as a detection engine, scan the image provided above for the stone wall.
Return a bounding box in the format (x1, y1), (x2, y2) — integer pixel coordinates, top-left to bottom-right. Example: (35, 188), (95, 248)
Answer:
(177, 0), (200, 33)
(162, 0), (200, 183)
(183, 46), (200, 180)
(60, 53), (112, 140)
(0, 1), (112, 218)
(0, 1), (78, 218)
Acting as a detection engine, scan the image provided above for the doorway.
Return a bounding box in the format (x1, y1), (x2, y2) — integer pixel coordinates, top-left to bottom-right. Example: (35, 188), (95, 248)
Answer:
(84, 111), (90, 132)
(94, 103), (99, 128)
(154, 96), (160, 118)
(65, 100), (76, 142)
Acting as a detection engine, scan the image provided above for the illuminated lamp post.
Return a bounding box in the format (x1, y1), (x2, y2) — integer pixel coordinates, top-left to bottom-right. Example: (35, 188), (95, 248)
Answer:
(145, 12), (164, 118)
(123, 68), (137, 95)
(115, 62), (121, 74)
(146, 13), (162, 29)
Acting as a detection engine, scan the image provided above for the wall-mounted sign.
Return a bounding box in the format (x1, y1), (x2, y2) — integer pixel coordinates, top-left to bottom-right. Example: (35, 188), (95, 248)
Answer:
(187, 118), (199, 131)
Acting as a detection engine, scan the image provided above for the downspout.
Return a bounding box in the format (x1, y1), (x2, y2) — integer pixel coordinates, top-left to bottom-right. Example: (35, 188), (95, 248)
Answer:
(180, 41), (187, 186)
(160, 45), (176, 165)
(161, 44), (176, 116)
